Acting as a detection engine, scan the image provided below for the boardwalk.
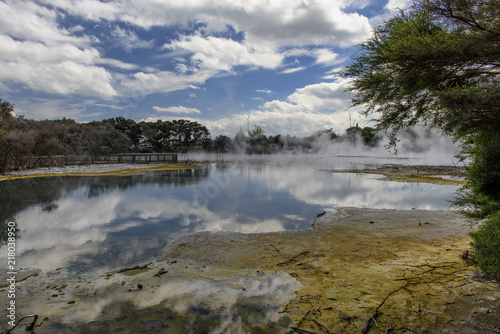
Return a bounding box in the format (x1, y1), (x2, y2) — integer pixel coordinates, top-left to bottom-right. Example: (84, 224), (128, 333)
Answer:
(22, 153), (178, 169)
(92, 153), (178, 164)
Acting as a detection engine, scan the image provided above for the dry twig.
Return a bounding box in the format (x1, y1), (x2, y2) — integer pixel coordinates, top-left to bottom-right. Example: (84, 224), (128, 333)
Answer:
(360, 283), (408, 334)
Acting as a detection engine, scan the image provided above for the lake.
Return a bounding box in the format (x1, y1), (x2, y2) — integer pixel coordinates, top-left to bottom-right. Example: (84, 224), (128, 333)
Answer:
(1, 158), (459, 277)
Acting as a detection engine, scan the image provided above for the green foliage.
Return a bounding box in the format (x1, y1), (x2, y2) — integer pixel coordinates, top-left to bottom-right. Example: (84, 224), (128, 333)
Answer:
(341, 0), (500, 138)
(213, 135), (232, 153)
(471, 212), (500, 280)
(341, 0), (500, 279)
(345, 126), (381, 147)
(0, 100), (212, 171)
(248, 125), (265, 138)
(0, 99), (15, 124)
(454, 130), (500, 219)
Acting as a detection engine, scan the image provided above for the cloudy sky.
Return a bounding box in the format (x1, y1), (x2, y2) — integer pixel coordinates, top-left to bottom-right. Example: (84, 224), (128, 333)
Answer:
(0, 0), (410, 137)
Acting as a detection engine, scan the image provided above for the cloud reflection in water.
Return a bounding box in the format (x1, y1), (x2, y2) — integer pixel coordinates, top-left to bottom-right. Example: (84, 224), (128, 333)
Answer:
(4, 162), (458, 275)
(29, 270), (300, 333)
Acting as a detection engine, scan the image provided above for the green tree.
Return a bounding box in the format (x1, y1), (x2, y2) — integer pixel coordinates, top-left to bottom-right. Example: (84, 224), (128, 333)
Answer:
(213, 135), (232, 153)
(341, 0), (500, 278)
(104, 117), (143, 150)
(0, 99), (14, 124)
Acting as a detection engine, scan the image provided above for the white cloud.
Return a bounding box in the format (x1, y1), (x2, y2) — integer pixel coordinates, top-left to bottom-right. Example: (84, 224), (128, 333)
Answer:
(1, 60), (117, 98)
(0, 1), (118, 98)
(0, 0), (88, 46)
(13, 98), (90, 120)
(143, 79), (369, 137)
(175, 63), (189, 74)
(0, 0), (379, 118)
(164, 35), (283, 72)
(153, 106), (202, 114)
(227, 0), (372, 47)
(0, 35), (97, 64)
(385, 0), (412, 11)
(256, 89), (275, 94)
(314, 49), (341, 66)
(96, 58), (139, 71)
(279, 66), (307, 74)
(265, 79), (353, 113)
(119, 70), (214, 96)
(111, 26), (154, 52)
(95, 103), (127, 110)
(42, 0), (372, 47)
(42, 0), (120, 22)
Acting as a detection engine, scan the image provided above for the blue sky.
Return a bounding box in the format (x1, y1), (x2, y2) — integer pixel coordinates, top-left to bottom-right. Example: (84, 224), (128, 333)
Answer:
(0, 0), (410, 137)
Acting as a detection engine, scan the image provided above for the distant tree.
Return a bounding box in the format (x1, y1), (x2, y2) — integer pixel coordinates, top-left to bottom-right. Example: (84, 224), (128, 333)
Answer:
(82, 123), (131, 155)
(213, 135), (232, 153)
(360, 127), (380, 147)
(248, 125), (265, 138)
(315, 128), (339, 140)
(105, 117), (143, 150)
(344, 126), (362, 144)
(46, 118), (85, 154)
(0, 99), (14, 124)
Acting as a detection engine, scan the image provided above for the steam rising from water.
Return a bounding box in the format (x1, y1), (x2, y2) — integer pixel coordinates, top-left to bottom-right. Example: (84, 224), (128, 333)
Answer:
(189, 126), (463, 168)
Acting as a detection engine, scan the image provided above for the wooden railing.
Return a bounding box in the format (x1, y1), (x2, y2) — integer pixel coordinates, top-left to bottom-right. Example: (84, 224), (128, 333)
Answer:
(20, 153), (178, 169)
(92, 153), (178, 163)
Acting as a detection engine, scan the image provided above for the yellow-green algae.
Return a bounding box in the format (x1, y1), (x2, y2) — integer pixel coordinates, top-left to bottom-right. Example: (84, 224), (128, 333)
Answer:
(162, 208), (499, 333)
(5, 209), (499, 333)
(331, 165), (466, 186)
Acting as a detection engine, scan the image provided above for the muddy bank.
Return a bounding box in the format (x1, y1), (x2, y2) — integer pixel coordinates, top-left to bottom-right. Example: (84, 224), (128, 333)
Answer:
(3, 208), (499, 333)
(163, 207), (499, 333)
(330, 164), (466, 186)
(0, 162), (198, 181)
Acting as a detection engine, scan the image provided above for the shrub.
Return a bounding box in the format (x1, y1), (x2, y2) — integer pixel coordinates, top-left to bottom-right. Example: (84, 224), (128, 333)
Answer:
(471, 212), (500, 280)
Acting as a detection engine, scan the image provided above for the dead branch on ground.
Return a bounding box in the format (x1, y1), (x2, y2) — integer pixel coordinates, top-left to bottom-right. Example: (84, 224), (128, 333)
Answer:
(361, 283), (408, 334)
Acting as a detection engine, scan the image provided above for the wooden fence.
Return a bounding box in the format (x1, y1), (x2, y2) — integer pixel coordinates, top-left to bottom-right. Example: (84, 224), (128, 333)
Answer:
(23, 153), (178, 168)
(92, 153), (178, 164)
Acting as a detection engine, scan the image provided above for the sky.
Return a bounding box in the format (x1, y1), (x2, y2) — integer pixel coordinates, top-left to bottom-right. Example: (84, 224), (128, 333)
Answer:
(0, 0), (411, 138)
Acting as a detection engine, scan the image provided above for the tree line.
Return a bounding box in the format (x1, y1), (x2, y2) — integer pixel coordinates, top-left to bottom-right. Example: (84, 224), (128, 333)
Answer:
(0, 99), (388, 172)
(212, 125), (381, 154)
(0, 101), (210, 173)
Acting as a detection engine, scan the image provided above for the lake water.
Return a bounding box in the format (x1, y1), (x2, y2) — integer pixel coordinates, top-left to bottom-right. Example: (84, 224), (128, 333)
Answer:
(1, 158), (459, 277)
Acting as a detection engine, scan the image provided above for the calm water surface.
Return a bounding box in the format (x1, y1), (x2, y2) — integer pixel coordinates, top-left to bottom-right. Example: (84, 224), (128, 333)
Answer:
(0, 159), (459, 276)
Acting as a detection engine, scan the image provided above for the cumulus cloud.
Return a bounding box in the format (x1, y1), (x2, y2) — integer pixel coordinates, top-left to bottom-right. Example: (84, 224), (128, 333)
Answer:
(0, 0), (87, 46)
(0, 0), (380, 130)
(164, 35), (283, 72)
(264, 79), (353, 113)
(111, 26), (154, 52)
(1, 60), (117, 98)
(385, 0), (412, 10)
(153, 106), (202, 114)
(0, 0), (117, 98)
(43, 0), (372, 47)
(147, 79), (369, 137)
(314, 49), (342, 66)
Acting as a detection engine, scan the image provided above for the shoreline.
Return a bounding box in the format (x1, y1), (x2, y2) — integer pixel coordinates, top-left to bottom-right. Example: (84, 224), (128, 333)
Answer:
(329, 163), (466, 185)
(0, 162), (198, 181)
(2, 160), (497, 333)
(1, 160), (466, 185)
(3, 208), (499, 333)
